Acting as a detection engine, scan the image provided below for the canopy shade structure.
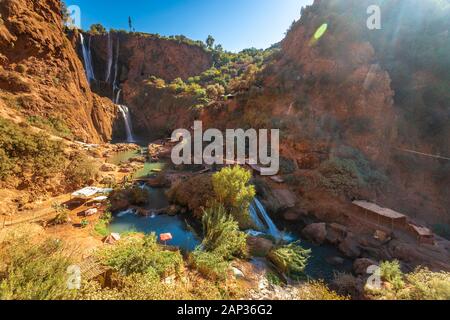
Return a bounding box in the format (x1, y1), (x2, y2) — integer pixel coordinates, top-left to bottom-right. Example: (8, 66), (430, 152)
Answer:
(71, 187), (113, 199)
(93, 196), (108, 202)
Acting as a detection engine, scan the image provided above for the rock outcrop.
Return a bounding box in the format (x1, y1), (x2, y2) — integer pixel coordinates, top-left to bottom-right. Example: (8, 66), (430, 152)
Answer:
(0, 0), (117, 143)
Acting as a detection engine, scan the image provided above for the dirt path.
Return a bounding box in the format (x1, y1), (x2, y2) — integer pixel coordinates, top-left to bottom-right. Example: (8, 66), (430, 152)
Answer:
(1, 194), (72, 228)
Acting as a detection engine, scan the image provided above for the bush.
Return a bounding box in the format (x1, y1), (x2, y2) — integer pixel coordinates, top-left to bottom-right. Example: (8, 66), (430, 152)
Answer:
(212, 166), (256, 229)
(89, 24), (107, 34)
(318, 158), (361, 197)
(0, 118), (66, 185)
(98, 234), (184, 278)
(201, 204), (248, 260)
(267, 242), (310, 281)
(380, 260), (405, 291)
(27, 116), (73, 139)
(189, 250), (229, 281)
(405, 268), (450, 300)
(51, 202), (70, 225)
(167, 174), (215, 219)
(65, 153), (99, 190)
(0, 236), (76, 300)
(298, 281), (349, 300)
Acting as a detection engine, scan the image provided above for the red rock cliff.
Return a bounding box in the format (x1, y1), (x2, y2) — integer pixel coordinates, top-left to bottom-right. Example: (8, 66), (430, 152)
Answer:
(0, 0), (117, 143)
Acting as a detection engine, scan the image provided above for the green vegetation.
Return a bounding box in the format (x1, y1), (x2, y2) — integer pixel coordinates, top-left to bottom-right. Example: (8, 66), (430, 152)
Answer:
(51, 202), (70, 225)
(98, 234), (184, 278)
(298, 281), (349, 300)
(190, 204), (247, 280)
(206, 35), (215, 50)
(93, 212), (112, 237)
(318, 146), (387, 197)
(190, 250), (229, 281)
(65, 153), (99, 190)
(267, 242), (311, 281)
(212, 166), (256, 229)
(0, 118), (66, 185)
(200, 204), (248, 260)
(380, 260), (405, 291)
(89, 24), (107, 34)
(0, 235), (76, 300)
(109, 186), (150, 206)
(367, 261), (450, 300)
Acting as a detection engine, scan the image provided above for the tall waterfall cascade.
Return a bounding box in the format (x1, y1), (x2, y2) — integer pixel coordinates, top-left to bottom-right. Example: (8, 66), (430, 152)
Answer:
(80, 34), (96, 83)
(105, 32), (113, 82)
(112, 38), (120, 93)
(117, 105), (135, 143)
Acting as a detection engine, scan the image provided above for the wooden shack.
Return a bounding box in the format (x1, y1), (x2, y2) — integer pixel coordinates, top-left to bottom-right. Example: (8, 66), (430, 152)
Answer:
(409, 224), (435, 245)
(352, 201), (408, 231)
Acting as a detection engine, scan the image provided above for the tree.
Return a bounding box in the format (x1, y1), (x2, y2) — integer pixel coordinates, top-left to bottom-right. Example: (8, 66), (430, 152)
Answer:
(128, 16), (134, 32)
(206, 35), (215, 49)
(90, 23), (106, 34)
(212, 166), (255, 228)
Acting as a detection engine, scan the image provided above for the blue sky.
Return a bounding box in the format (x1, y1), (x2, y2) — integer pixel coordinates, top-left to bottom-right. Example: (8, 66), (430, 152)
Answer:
(64, 0), (313, 52)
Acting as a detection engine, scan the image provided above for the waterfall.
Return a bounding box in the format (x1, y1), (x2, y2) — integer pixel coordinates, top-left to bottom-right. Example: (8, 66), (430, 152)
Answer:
(117, 105), (135, 143)
(80, 34), (95, 83)
(249, 198), (294, 242)
(249, 202), (266, 231)
(114, 89), (122, 104)
(254, 198), (282, 239)
(112, 38), (120, 91)
(105, 32), (113, 82)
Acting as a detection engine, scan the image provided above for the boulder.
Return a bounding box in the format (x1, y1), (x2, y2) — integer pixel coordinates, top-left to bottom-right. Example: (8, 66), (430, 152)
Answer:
(302, 223), (327, 244)
(231, 267), (245, 279)
(339, 235), (362, 258)
(100, 163), (117, 172)
(353, 258), (378, 275)
(326, 223), (348, 245)
(247, 236), (274, 257)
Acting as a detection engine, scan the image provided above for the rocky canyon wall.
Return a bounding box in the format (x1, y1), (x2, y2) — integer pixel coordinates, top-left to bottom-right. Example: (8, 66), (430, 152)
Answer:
(0, 0), (117, 143)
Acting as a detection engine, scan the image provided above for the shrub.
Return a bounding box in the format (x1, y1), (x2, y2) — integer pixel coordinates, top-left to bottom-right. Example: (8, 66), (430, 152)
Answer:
(189, 250), (229, 281)
(0, 236), (76, 300)
(201, 204), (248, 260)
(298, 281), (349, 300)
(318, 158), (361, 197)
(405, 268), (450, 300)
(65, 153), (99, 190)
(80, 219), (89, 228)
(267, 242), (310, 281)
(51, 202), (70, 225)
(28, 116), (73, 139)
(0, 118), (66, 185)
(380, 260), (405, 291)
(212, 166), (256, 229)
(167, 174), (215, 219)
(89, 24), (107, 34)
(98, 234), (184, 278)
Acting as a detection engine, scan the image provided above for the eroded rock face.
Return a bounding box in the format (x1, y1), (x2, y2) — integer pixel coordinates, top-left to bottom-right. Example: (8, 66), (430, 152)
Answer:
(72, 31), (213, 137)
(0, 0), (117, 143)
